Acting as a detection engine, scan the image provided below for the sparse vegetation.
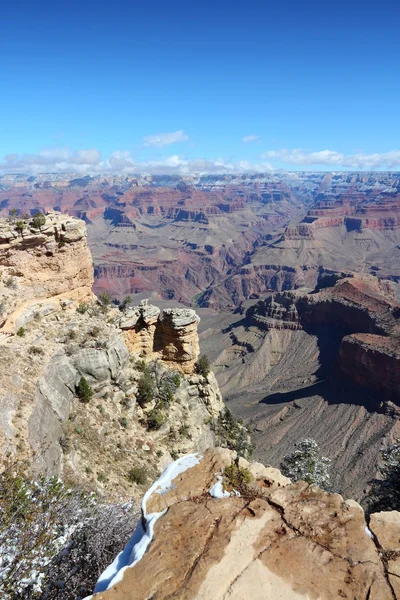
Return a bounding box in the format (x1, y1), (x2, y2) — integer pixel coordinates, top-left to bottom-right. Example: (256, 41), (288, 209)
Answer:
(212, 408), (254, 459)
(367, 438), (400, 512)
(4, 276), (16, 289)
(0, 458), (138, 599)
(28, 346), (44, 356)
(76, 301), (89, 314)
(280, 439), (331, 489)
(119, 416), (128, 429)
(195, 354), (210, 377)
(98, 292), (112, 311)
(16, 326), (25, 337)
(119, 295), (132, 311)
(75, 376), (93, 404)
(31, 211), (46, 230)
(128, 466), (148, 485)
(146, 408), (165, 430)
(15, 221), (25, 235)
(137, 371), (154, 407)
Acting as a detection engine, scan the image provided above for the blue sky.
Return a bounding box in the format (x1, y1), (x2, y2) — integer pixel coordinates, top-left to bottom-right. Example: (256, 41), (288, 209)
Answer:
(1, 0), (400, 173)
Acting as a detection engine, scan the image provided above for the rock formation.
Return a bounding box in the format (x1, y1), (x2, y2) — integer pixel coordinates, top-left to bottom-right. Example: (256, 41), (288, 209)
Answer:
(246, 273), (400, 402)
(0, 212), (93, 333)
(0, 213), (234, 499)
(121, 300), (200, 373)
(88, 448), (400, 600)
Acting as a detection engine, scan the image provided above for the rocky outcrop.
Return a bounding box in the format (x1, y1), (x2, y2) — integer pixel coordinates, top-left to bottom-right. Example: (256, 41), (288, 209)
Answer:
(339, 333), (400, 401)
(244, 274), (400, 401)
(0, 215), (231, 498)
(0, 212), (93, 333)
(88, 448), (400, 600)
(121, 300), (200, 374)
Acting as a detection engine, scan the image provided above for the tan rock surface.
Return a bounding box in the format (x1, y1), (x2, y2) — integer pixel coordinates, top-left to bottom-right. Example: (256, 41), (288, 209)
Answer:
(0, 212), (94, 333)
(91, 448), (399, 600)
(122, 301), (200, 373)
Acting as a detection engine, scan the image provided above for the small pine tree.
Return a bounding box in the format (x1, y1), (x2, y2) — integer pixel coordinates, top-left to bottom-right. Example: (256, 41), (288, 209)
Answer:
(119, 296), (132, 311)
(280, 439), (331, 489)
(98, 292), (112, 309)
(368, 439), (400, 512)
(32, 211), (46, 230)
(15, 221), (25, 235)
(195, 354), (210, 377)
(76, 376), (93, 403)
(137, 372), (154, 407)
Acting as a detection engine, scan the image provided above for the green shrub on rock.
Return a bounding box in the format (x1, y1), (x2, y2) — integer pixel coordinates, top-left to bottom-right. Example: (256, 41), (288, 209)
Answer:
(76, 377), (93, 403)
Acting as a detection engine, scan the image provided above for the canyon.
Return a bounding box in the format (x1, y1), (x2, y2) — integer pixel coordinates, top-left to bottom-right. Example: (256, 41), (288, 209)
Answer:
(199, 272), (400, 501)
(2, 172), (400, 309)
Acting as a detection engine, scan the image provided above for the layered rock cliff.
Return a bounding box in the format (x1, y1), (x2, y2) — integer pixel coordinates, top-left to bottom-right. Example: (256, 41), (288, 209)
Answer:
(0, 212), (93, 333)
(120, 300), (200, 374)
(88, 448), (400, 600)
(246, 273), (400, 401)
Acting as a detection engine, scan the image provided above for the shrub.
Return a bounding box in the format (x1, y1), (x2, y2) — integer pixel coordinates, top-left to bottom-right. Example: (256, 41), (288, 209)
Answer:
(178, 423), (191, 439)
(76, 377), (93, 403)
(280, 439), (331, 489)
(98, 292), (112, 310)
(9, 208), (18, 220)
(170, 372), (182, 388)
(119, 416), (128, 429)
(367, 439), (400, 512)
(16, 327), (25, 337)
(224, 462), (252, 491)
(0, 461), (138, 600)
(135, 359), (148, 372)
(146, 409), (165, 431)
(15, 221), (25, 235)
(31, 211), (46, 230)
(212, 408), (254, 459)
(119, 296), (132, 311)
(4, 276), (16, 289)
(195, 354), (210, 377)
(137, 372), (154, 407)
(97, 472), (107, 483)
(76, 301), (89, 314)
(89, 325), (101, 338)
(128, 466), (147, 485)
(28, 346), (44, 356)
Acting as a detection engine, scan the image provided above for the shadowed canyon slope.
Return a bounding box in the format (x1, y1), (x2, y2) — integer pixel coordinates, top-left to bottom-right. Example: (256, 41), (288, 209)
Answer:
(199, 274), (400, 501)
(2, 172), (400, 308)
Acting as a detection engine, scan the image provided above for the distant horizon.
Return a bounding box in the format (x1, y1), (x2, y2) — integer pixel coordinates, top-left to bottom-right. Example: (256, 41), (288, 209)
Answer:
(1, 169), (400, 178)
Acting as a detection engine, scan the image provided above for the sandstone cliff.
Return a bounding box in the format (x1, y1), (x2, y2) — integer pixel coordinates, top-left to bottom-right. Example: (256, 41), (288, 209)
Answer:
(120, 300), (200, 373)
(0, 212), (94, 334)
(88, 448), (400, 600)
(0, 213), (242, 500)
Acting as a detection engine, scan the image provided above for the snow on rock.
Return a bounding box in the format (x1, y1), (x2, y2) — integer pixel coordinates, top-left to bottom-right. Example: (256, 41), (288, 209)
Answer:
(91, 453), (202, 594)
(209, 475), (230, 499)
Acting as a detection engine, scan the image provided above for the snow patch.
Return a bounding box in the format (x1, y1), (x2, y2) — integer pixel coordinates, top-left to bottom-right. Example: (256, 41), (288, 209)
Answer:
(209, 475), (230, 499)
(365, 526), (374, 539)
(91, 452), (202, 594)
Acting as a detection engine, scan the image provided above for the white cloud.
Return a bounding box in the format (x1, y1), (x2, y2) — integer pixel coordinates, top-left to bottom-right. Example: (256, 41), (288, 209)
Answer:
(0, 148), (274, 176)
(2, 146), (400, 176)
(142, 130), (189, 147)
(242, 135), (259, 143)
(261, 148), (400, 169)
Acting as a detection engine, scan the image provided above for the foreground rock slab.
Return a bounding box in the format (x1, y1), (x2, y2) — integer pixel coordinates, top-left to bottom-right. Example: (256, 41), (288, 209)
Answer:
(90, 448), (399, 600)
